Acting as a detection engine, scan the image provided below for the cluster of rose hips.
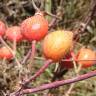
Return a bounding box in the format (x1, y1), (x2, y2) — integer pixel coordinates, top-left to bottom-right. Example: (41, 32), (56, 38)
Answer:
(0, 10), (96, 74)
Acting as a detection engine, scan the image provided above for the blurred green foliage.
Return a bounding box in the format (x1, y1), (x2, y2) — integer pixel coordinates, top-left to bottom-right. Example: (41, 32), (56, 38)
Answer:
(0, 0), (96, 96)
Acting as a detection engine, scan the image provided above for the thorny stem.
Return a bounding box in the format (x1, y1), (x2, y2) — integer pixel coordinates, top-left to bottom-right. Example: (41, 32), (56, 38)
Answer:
(20, 69), (96, 95)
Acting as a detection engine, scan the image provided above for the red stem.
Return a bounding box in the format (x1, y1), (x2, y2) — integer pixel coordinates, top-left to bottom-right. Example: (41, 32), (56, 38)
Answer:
(49, 18), (57, 29)
(22, 40), (36, 64)
(11, 59), (53, 96)
(31, 40), (36, 61)
(21, 70), (96, 95)
(22, 49), (31, 64)
(23, 59), (53, 85)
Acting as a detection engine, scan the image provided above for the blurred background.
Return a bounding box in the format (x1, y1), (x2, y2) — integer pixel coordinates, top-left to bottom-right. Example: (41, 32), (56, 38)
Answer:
(0, 0), (96, 96)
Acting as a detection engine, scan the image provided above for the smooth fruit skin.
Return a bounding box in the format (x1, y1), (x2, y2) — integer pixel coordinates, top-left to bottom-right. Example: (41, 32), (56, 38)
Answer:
(0, 21), (6, 36)
(0, 46), (13, 59)
(42, 30), (73, 62)
(76, 47), (96, 68)
(6, 26), (23, 42)
(20, 13), (48, 41)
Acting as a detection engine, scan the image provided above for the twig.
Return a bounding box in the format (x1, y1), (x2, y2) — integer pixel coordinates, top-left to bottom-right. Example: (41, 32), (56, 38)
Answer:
(65, 54), (82, 96)
(21, 49), (31, 64)
(13, 38), (17, 56)
(22, 59), (53, 85)
(20, 69), (96, 95)
(48, 0), (63, 29)
(31, 0), (40, 11)
(65, 84), (74, 96)
(49, 18), (57, 29)
(74, 0), (96, 40)
(44, 11), (61, 19)
(65, 63), (83, 96)
(11, 59), (53, 96)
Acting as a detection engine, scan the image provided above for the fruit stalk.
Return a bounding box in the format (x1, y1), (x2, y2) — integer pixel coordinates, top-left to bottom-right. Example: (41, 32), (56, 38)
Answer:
(13, 38), (17, 56)
(27, 40), (36, 71)
(31, 40), (36, 61)
(22, 49), (31, 64)
(20, 69), (96, 95)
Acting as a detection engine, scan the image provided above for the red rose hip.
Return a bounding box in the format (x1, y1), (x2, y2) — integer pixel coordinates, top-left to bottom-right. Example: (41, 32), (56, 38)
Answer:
(76, 47), (96, 68)
(20, 12), (48, 41)
(0, 46), (13, 59)
(6, 26), (23, 42)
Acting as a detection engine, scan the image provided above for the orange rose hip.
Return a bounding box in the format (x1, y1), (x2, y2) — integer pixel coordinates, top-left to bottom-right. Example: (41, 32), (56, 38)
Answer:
(76, 47), (96, 68)
(0, 46), (13, 59)
(42, 30), (73, 61)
